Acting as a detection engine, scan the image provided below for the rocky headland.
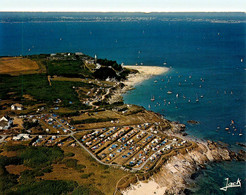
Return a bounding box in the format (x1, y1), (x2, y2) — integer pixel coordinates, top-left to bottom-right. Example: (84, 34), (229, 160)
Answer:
(122, 122), (245, 195)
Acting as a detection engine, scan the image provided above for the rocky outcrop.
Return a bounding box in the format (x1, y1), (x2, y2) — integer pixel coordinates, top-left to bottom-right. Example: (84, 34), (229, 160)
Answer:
(187, 120), (199, 124)
(153, 141), (234, 194)
(123, 139), (240, 195)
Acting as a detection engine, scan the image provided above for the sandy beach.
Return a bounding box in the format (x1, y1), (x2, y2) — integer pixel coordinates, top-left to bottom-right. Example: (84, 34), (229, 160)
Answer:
(108, 65), (169, 104)
(122, 139), (232, 195)
(123, 180), (167, 195)
(123, 65), (169, 86)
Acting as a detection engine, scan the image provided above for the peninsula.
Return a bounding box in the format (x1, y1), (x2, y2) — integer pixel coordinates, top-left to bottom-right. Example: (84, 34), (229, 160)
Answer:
(0, 53), (244, 194)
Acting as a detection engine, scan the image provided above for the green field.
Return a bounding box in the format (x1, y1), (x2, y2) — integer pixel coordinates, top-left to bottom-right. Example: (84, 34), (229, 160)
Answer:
(0, 74), (95, 110)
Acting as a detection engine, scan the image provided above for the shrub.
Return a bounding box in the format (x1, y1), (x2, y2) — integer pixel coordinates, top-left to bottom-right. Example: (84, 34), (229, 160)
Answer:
(12, 180), (78, 194)
(80, 173), (94, 179)
(20, 146), (64, 168)
(63, 159), (78, 169)
(65, 152), (75, 157)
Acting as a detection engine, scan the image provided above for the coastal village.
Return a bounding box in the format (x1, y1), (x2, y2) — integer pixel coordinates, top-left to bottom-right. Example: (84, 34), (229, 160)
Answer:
(0, 53), (245, 194)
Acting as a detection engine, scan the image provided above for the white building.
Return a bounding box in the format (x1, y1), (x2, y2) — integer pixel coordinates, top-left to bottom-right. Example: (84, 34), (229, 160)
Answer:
(11, 103), (23, 111)
(75, 52), (83, 56)
(13, 134), (31, 141)
(0, 116), (13, 130)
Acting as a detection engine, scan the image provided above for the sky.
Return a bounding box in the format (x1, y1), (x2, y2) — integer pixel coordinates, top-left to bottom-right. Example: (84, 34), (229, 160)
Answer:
(1, 0), (246, 12)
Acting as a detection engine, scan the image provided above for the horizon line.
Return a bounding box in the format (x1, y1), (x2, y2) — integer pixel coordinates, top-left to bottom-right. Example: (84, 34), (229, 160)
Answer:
(0, 11), (245, 13)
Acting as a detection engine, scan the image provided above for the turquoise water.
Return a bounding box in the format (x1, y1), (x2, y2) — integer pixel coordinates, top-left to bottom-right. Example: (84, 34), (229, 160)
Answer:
(0, 12), (245, 194)
(190, 161), (246, 195)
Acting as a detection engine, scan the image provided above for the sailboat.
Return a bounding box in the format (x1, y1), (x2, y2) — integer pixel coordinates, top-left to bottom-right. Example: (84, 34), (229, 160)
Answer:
(196, 94), (199, 102)
(239, 129), (243, 136)
(220, 178), (241, 191)
(151, 96), (155, 101)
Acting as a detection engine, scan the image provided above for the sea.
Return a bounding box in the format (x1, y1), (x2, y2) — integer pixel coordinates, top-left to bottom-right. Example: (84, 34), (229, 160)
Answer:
(0, 12), (245, 194)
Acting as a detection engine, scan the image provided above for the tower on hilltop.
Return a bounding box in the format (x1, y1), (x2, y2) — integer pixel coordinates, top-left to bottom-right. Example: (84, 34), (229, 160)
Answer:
(95, 54), (97, 64)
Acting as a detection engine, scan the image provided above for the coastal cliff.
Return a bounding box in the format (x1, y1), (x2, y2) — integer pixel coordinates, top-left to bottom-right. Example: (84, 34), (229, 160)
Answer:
(152, 141), (231, 194)
(123, 136), (244, 195)
(117, 65), (245, 195)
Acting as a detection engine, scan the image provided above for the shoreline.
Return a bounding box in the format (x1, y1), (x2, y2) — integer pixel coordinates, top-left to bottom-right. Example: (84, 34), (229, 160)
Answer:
(109, 65), (169, 104)
(123, 65), (170, 86)
(109, 66), (245, 194)
(121, 132), (235, 195)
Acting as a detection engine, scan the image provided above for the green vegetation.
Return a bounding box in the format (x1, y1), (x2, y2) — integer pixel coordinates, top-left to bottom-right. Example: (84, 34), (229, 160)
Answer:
(94, 67), (117, 80)
(23, 120), (39, 130)
(97, 58), (122, 71)
(64, 152), (75, 157)
(12, 180), (78, 194)
(4, 145), (26, 152)
(71, 185), (104, 195)
(0, 74), (92, 110)
(57, 111), (80, 117)
(0, 155), (21, 193)
(70, 117), (117, 125)
(80, 172), (94, 179)
(20, 146), (64, 168)
(46, 60), (91, 78)
(62, 158), (86, 170)
(0, 145), (99, 194)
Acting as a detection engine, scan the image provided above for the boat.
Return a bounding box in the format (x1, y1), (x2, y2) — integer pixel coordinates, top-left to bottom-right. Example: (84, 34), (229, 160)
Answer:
(167, 91), (172, 94)
(225, 127), (229, 131)
(154, 80), (158, 83)
(241, 58), (243, 63)
(220, 178), (241, 191)
(151, 96), (155, 101)
(239, 129), (243, 136)
(196, 94), (199, 102)
(200, 95), (204, 98)
(176, 94), (179, 98)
